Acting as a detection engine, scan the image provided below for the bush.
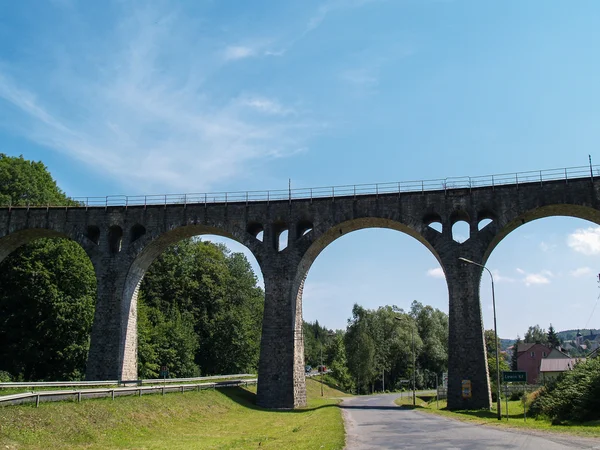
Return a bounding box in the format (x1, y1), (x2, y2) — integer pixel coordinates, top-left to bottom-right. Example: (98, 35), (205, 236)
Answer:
(529, 358), (600, 422)
(0, 370), (12, 382)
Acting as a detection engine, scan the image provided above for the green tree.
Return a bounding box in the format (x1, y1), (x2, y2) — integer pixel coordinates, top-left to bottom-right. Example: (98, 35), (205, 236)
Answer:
(511, 336), (521, 371)
(524, 325), (548, 345)
(0, 154), (75, 206)
(0, 239), (96, 380)
(547, 324), (560, 349)
(0, 154), (94, 381)
(139, 239), (264, 376)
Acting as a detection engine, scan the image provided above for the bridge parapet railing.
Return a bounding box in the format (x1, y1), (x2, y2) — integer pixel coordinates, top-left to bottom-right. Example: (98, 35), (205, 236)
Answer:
(1, 164), (598, 209)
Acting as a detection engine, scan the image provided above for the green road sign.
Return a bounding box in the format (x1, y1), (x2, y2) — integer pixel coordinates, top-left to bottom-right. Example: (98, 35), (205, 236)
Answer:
(502, 371), (527, 382)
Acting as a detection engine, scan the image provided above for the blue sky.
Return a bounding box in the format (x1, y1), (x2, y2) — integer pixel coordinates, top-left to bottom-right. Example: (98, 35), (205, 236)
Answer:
(1, 0), (600, 338)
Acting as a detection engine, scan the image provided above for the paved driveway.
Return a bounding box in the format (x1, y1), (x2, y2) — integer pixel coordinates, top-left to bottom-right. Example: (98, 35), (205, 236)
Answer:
(341, 393), (600, 449)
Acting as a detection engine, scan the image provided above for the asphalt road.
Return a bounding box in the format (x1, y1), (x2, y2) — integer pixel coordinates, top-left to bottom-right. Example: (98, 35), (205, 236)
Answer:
(341, 393), (600, 450)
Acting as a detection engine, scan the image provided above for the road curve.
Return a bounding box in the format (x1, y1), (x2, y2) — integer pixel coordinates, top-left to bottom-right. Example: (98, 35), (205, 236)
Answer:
(341, 393), (600, 450)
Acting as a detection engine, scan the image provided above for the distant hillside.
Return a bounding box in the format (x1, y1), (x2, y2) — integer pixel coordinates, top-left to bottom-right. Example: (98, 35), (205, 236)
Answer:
(500, 338), (516, 350)
(557, 329), (600, 341)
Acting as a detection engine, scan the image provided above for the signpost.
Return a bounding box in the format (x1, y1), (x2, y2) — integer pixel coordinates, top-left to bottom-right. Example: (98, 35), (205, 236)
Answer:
(502, 371), (527, 422)
(160, 365), (169, 395)
(502, 371), (526, 383)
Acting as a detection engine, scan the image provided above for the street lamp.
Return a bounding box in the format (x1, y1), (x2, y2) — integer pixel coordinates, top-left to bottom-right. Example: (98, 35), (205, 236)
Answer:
(395, 316), (416, 406)
(458, 257), (502, 420)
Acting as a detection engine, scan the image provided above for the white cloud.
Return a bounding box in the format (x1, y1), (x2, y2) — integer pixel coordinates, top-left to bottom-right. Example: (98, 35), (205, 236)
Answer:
(0, 5), (316, 193)
(426, 268), (445, 279)
(570, 267), (592, 278)
(523, 273), (551, 286)
(567, 227), (600, 255)
(223, 46), (256, 61)
(516, 268), (553, 286)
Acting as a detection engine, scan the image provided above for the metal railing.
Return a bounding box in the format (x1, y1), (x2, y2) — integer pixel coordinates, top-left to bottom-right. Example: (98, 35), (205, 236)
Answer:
(1, 164), (598, 210)
(0, 378), (257, 407)
(0, 373), (256, 390)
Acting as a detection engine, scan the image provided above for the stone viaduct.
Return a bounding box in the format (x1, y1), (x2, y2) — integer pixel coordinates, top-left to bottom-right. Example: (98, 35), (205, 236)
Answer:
(1, 168), (599, 410)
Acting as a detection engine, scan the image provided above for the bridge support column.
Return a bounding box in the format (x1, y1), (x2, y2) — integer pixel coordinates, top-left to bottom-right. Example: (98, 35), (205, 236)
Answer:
(445, 261), (492, 410)
(86, 261), (138, 382)
(256, 265), (306, 409)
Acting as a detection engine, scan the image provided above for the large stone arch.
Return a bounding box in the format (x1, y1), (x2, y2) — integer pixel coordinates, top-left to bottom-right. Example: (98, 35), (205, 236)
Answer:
(0, 227), (99, 264)
(116, 223), (264, 382)
(292, 216), (443, 341)
(273, 217), (444, 409)
(482, 204), (600, 266)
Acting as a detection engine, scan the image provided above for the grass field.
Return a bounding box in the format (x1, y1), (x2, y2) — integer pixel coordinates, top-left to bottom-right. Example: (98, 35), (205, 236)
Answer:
(0, 378), (347, 449)
(394, 395), (600, 438)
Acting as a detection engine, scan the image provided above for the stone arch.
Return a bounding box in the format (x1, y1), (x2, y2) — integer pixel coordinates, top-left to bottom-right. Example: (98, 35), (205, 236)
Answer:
(423, 212), (443, 233)
(119, 224), (265, 381)
(289, 217), (444, 368)
(482, 204), (600, 266)
(108, 226), (123, 254)
(86, 225), (101, 245)
(130, 224), (146, 243)
(0, 227), (98, 264)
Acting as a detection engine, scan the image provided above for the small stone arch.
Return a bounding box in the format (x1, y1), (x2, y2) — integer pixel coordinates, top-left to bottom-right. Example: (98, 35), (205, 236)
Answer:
(423, 212), (443, 233)
(108, 226), (123, 254)
(296, 219), (314, 238)
(247, 222), (264, 242)
(130, 224), (146, 243)
(273, 221), (289, 252)
(86, 225), (100, 245)
(450, 210), (471, 243)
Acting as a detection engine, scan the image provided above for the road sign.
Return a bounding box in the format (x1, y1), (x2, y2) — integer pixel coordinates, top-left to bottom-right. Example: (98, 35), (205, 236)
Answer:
(502, 371), (526, 383)
(442, 372), (448, 389)
(461, 379), (471, 399)
(160, 365), (169, 378)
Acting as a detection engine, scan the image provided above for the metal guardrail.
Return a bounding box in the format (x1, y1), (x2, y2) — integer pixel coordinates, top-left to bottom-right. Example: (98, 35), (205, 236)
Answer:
(0, 373), (256, 389)
(1, 164), (598, 209)
(0, 378), (258, 407)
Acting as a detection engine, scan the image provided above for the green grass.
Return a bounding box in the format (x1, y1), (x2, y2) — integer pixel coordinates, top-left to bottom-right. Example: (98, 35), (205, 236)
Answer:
(0, 378), (346, 449)
(394, 396), (600, 438)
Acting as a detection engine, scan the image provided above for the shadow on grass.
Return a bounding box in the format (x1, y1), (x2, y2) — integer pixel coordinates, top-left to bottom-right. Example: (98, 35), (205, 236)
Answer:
(217, 387), (339, 413)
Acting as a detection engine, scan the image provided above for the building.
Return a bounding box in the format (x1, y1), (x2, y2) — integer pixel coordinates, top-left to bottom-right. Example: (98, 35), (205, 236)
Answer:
(539, 357), (585, 384)
(515, 343), (552, 385)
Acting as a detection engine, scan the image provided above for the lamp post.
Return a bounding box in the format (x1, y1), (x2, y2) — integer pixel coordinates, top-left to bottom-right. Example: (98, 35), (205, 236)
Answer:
(395, 316), (416, 406)
(458, 257), (502, 420)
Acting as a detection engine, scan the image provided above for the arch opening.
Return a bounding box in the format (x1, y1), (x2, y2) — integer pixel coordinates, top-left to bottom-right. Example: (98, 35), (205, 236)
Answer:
(478, 219), (493, 231)
(481, 211), (600, 386)
(130, 224), (146, 243)
(273, 222), (289, 252)
(247, 222), (264, 242)
(295, 219), (448, 395)
(86, 225), (100, 245)
(108, 226), (123, 254)
(424, 213), (443, 234)
(126, 225), (264, 380)
(452, 221), (469, 243)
